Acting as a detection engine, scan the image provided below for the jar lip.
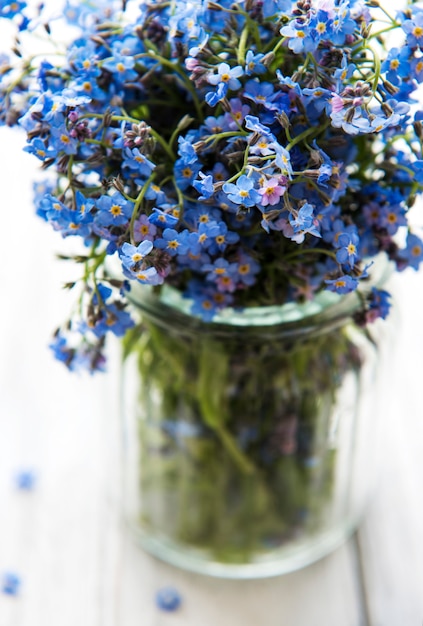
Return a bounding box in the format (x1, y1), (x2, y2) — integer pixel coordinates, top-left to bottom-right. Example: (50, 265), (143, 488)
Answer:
(123, 254), (393, 334)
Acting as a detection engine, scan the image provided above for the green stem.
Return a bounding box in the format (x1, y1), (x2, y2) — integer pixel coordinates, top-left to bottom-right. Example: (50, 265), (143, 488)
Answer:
(368, 46), (381, 93)
(358, 23), (399, 43)
(286, 124), (327, 151)
(213, 425), (256, 475)
(204, 129), (248, 145)
(237, 24), (249, 65)
(129, 172), (156, 244)
(137, 52), (204, 122)
(283, 247), (337, 261)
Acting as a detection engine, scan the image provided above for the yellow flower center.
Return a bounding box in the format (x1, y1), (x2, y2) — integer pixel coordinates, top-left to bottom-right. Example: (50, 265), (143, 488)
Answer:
(110, 204), (122, 216)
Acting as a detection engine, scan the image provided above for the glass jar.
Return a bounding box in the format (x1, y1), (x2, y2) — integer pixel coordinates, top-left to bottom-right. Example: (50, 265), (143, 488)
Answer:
(121, 268), (391, 579)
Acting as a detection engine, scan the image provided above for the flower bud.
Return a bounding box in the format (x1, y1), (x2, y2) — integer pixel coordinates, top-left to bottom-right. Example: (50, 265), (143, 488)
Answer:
(382, 80), (399, 96)
(207, 1), (223, 10)
(361, 22), (372, 39)
(276, 111), (290, 129)
(413, 121), (423, 139)
(112, 176), (125, 193)
(176, 114), (194, 133)
(262, 52), (275, 67)
(381, 102), (394, 117)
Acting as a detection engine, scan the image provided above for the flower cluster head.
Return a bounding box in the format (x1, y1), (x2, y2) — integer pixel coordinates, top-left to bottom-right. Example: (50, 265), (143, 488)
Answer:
(1, 0), (423, 370)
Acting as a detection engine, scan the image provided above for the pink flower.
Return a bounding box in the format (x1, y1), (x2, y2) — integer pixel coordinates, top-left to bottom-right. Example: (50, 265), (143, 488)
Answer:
(185, 57), (199, 71)
(331, 93), (344, 114)
(258, 177), (286, 206)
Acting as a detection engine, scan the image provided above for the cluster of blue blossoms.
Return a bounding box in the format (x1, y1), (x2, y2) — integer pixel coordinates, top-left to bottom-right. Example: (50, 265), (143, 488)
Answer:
(1, 0), (423, 370)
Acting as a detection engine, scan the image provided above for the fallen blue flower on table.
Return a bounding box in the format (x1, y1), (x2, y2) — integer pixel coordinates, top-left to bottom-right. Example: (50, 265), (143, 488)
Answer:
(15, 470), (36, 491)
(2, 572), (21, 596)
(155, 586), (182, 612)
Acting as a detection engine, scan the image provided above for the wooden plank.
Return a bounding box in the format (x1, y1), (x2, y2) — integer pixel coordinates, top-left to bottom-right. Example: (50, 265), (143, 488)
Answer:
(0, 132), (121, 626)
(357, 272), (423, 626)
(116, 533), (365, 626)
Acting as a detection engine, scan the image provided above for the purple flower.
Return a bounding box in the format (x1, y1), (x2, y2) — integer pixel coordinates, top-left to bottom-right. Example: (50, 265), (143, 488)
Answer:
(133, 214), (157, 243)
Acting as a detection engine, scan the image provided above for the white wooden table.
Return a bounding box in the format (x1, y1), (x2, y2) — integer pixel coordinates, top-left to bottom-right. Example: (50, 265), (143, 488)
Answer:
(1, 127), (423, 626)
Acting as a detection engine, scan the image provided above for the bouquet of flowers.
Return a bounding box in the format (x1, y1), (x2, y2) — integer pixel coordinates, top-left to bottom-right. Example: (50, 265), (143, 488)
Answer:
(1, 0), (422, 372)
(1, 0), (422, 572)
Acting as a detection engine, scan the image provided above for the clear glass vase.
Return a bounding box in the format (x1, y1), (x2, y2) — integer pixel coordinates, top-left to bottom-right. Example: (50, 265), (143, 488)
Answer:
(121, 275), (390, 579)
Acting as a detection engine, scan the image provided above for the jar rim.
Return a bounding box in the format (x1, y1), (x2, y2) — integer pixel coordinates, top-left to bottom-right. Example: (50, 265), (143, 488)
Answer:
(124, 254), (393, 339)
